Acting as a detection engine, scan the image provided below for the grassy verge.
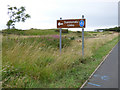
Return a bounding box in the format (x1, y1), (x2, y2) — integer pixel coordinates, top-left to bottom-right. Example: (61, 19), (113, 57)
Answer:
(2, 32), (118, 88)
(0, 34), (2, 89)
(46, 35), (119, 88)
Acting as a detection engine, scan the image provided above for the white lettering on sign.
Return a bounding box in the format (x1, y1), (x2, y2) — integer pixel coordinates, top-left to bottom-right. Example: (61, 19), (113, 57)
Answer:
(64, 21), (78, 24)
(58, 22), (63, 26)
(67, 24), (75, 26)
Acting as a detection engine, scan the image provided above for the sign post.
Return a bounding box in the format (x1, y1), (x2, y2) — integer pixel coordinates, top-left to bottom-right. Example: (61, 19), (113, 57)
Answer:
(60, 17), (62, 54)
(82, 15), (84, 57)
(57, 16), (86, 56)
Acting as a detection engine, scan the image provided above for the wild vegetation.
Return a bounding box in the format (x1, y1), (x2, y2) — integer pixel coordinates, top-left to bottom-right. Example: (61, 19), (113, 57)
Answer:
(2, 29), (119, 88)
(0, 34), (2, 89)
(97, 26), (120, 32)
(1, 29), (70, 36)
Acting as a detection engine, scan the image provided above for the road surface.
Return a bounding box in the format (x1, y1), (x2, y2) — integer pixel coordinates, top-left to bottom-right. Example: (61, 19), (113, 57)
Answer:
(81, 41), (119, 90)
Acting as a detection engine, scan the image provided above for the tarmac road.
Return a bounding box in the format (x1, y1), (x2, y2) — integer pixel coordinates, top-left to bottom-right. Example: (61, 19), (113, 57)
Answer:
(81, 41), (120, 89)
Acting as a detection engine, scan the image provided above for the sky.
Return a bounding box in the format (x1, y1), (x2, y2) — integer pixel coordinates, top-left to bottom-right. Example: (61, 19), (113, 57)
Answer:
(0, 0), (119, 31)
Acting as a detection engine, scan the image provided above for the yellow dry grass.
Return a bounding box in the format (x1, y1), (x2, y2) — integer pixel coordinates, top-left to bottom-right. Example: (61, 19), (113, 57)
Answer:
(2, 32), (118, 81)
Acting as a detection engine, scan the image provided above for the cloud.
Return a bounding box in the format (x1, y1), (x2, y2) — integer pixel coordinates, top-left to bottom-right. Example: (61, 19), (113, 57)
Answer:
(0, 0), (118, 30)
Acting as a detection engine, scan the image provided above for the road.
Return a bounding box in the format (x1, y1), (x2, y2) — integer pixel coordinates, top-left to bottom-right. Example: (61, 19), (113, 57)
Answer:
(81, 41), (119, 90)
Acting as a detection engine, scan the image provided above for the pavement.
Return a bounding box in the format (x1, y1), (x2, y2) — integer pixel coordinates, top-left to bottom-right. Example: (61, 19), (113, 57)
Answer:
(80, 41), (120, 90)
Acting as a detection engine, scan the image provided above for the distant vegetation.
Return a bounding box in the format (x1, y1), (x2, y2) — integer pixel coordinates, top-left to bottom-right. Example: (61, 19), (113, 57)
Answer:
(1, 29), (70, 36)
(97, 27), (120, 32)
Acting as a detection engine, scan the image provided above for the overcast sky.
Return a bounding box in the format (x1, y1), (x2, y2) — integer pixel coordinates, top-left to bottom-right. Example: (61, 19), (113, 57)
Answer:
(0, 0), (119, 31)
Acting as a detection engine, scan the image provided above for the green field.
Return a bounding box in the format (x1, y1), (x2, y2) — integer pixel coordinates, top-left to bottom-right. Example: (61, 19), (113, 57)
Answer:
(1, 29), (119, 88)
(1, 29), (71, 35)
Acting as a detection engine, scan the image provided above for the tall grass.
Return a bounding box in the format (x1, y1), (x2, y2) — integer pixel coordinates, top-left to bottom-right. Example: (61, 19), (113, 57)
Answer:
(0, 34), (2, 89)
(2, 32), (118, 88)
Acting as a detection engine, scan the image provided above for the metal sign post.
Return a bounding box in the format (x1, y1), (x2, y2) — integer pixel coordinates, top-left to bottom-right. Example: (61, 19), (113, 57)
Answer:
(82, 15), (84, 57)
(57, 16), (86, 55)
(60, 17), (62, 54)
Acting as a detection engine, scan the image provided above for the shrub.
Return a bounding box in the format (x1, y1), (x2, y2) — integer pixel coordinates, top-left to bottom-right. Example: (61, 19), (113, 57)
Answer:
(76, 31), (81, 33)
(70, 37), (75, 40)
(55, 29), (68, 33)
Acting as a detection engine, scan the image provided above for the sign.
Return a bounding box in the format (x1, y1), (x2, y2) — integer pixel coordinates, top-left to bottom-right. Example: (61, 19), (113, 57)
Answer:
(57, 19), (86, 28)
(80, 20), (84, 27)
(57, 16), (86, 56)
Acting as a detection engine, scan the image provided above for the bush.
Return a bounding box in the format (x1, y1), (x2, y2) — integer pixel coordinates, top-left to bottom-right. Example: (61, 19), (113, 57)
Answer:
(76, 31), (81, 33)
(55, 29), (68, 33)
(78, 35), (82, 38)
(70, 37), (75, 40)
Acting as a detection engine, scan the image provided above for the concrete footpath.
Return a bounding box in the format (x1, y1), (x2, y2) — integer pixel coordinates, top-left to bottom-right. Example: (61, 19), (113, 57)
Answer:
(81, 41), (119, 89)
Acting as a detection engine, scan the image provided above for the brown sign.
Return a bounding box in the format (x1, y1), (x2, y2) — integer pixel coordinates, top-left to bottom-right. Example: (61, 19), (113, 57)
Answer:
(57, 19), (86, 28)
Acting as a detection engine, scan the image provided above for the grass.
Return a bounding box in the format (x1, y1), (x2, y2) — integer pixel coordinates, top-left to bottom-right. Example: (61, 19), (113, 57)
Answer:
(2, 30), (119, 88)
(2, 28), (108, 38)
(2, 35), (71, 50)
(0, 34), (2, 89)
(48, 33), (119, 88)
(2, 29), (71, 36)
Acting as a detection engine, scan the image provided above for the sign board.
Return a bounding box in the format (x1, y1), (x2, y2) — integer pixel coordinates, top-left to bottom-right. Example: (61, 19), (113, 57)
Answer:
(57, 19), (86, 28)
